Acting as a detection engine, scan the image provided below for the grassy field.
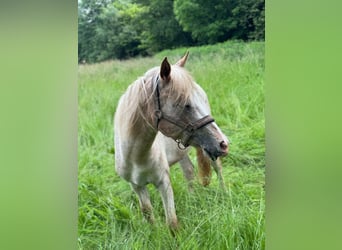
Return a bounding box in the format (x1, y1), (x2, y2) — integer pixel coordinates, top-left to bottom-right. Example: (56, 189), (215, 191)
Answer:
(78, 41), (265, 249)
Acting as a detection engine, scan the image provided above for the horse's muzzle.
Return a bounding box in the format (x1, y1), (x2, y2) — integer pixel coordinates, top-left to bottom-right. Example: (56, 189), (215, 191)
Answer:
(220, 140), (229, 155)
(203, 139), (229, 161)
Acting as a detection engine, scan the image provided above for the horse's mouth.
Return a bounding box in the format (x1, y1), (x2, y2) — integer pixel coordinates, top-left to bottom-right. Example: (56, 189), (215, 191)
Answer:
(203, 148), (228, 161)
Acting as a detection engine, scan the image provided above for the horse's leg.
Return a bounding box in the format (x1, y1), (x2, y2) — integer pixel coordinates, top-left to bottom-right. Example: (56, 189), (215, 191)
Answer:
(156, 173), (179, 231)
(131, 183), (155, 223)
(196, 147), (212, 186)
(212, 158), (227, 192)
(179, 155), (195, 191)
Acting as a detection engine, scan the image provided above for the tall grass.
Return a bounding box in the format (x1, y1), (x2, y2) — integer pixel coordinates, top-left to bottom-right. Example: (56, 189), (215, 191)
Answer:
(78, 41), (265, 249)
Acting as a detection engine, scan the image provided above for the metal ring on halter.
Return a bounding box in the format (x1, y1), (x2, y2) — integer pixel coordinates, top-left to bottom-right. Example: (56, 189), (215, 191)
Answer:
(176, 139), (187, 150)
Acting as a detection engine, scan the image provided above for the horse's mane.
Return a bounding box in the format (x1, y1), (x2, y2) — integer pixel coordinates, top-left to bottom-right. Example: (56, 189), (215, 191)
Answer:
(117, 65), (196, 132)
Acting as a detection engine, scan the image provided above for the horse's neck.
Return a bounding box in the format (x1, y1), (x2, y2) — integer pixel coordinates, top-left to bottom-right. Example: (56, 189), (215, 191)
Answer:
(123, 113), (156, 162)
(121, 79), (158, 161)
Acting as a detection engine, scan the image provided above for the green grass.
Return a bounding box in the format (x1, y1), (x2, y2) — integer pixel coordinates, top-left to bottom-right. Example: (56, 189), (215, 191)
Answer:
(78, 41), (265, 249)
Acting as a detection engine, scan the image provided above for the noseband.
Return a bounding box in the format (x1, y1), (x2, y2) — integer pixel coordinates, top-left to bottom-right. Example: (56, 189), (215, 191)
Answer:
(154, 76), (215, 149)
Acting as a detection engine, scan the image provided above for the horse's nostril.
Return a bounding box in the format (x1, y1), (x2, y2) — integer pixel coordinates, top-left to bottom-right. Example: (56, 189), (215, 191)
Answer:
(220, 141), (228, 150)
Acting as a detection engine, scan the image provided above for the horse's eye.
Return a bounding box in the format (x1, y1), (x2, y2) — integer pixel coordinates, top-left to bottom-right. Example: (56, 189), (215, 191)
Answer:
(185, 104), (191, 110)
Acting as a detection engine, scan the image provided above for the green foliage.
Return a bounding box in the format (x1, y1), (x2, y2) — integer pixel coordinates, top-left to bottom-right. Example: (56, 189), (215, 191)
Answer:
(78, 0), (145, 62)
(231, 0), (265, 40)
(78, 0), (264, 63)
(78, 0), (110, 62)
(174, 0), (265, 44)
(99, 1), (143, 59)
(174, 0), (233, 44)
(78, 41), (265, 249)
(131, 0), (192, 54)
(132, 0), (193, 54)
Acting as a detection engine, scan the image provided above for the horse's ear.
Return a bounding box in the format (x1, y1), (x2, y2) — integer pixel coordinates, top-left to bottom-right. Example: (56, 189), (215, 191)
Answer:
(160, 57), (171, 81)
(175, 51), (189, 67)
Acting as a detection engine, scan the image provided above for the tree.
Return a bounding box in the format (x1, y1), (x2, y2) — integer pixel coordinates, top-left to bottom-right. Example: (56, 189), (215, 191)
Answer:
(174, 0), (264, 44)
(96, 1), (143, 60)
(78, 0), (264, 63)
(174, 0), (234, 44)
(78, 0), (111, 63)
(133, 0), (193, 54)
(78, 0), (145, 62)
(231, 0), (265, 40)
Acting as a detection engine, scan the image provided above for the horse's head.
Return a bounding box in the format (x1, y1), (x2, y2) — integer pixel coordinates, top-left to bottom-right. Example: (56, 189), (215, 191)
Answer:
(153, 52), (229, 160)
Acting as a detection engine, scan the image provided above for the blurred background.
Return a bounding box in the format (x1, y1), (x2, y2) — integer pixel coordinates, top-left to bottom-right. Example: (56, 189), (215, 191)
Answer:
(78, 0), (264, 63)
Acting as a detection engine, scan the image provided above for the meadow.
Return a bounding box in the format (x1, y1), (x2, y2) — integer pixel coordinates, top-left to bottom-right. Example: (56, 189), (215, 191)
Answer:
(78, 41), (265, 249)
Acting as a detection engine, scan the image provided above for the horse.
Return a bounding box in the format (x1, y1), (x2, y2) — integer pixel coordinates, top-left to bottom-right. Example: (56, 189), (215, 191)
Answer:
(114, 52), (229, 230)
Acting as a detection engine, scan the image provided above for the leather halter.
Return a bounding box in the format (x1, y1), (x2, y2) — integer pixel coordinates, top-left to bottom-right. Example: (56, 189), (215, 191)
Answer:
(154, 76), (215, 149)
